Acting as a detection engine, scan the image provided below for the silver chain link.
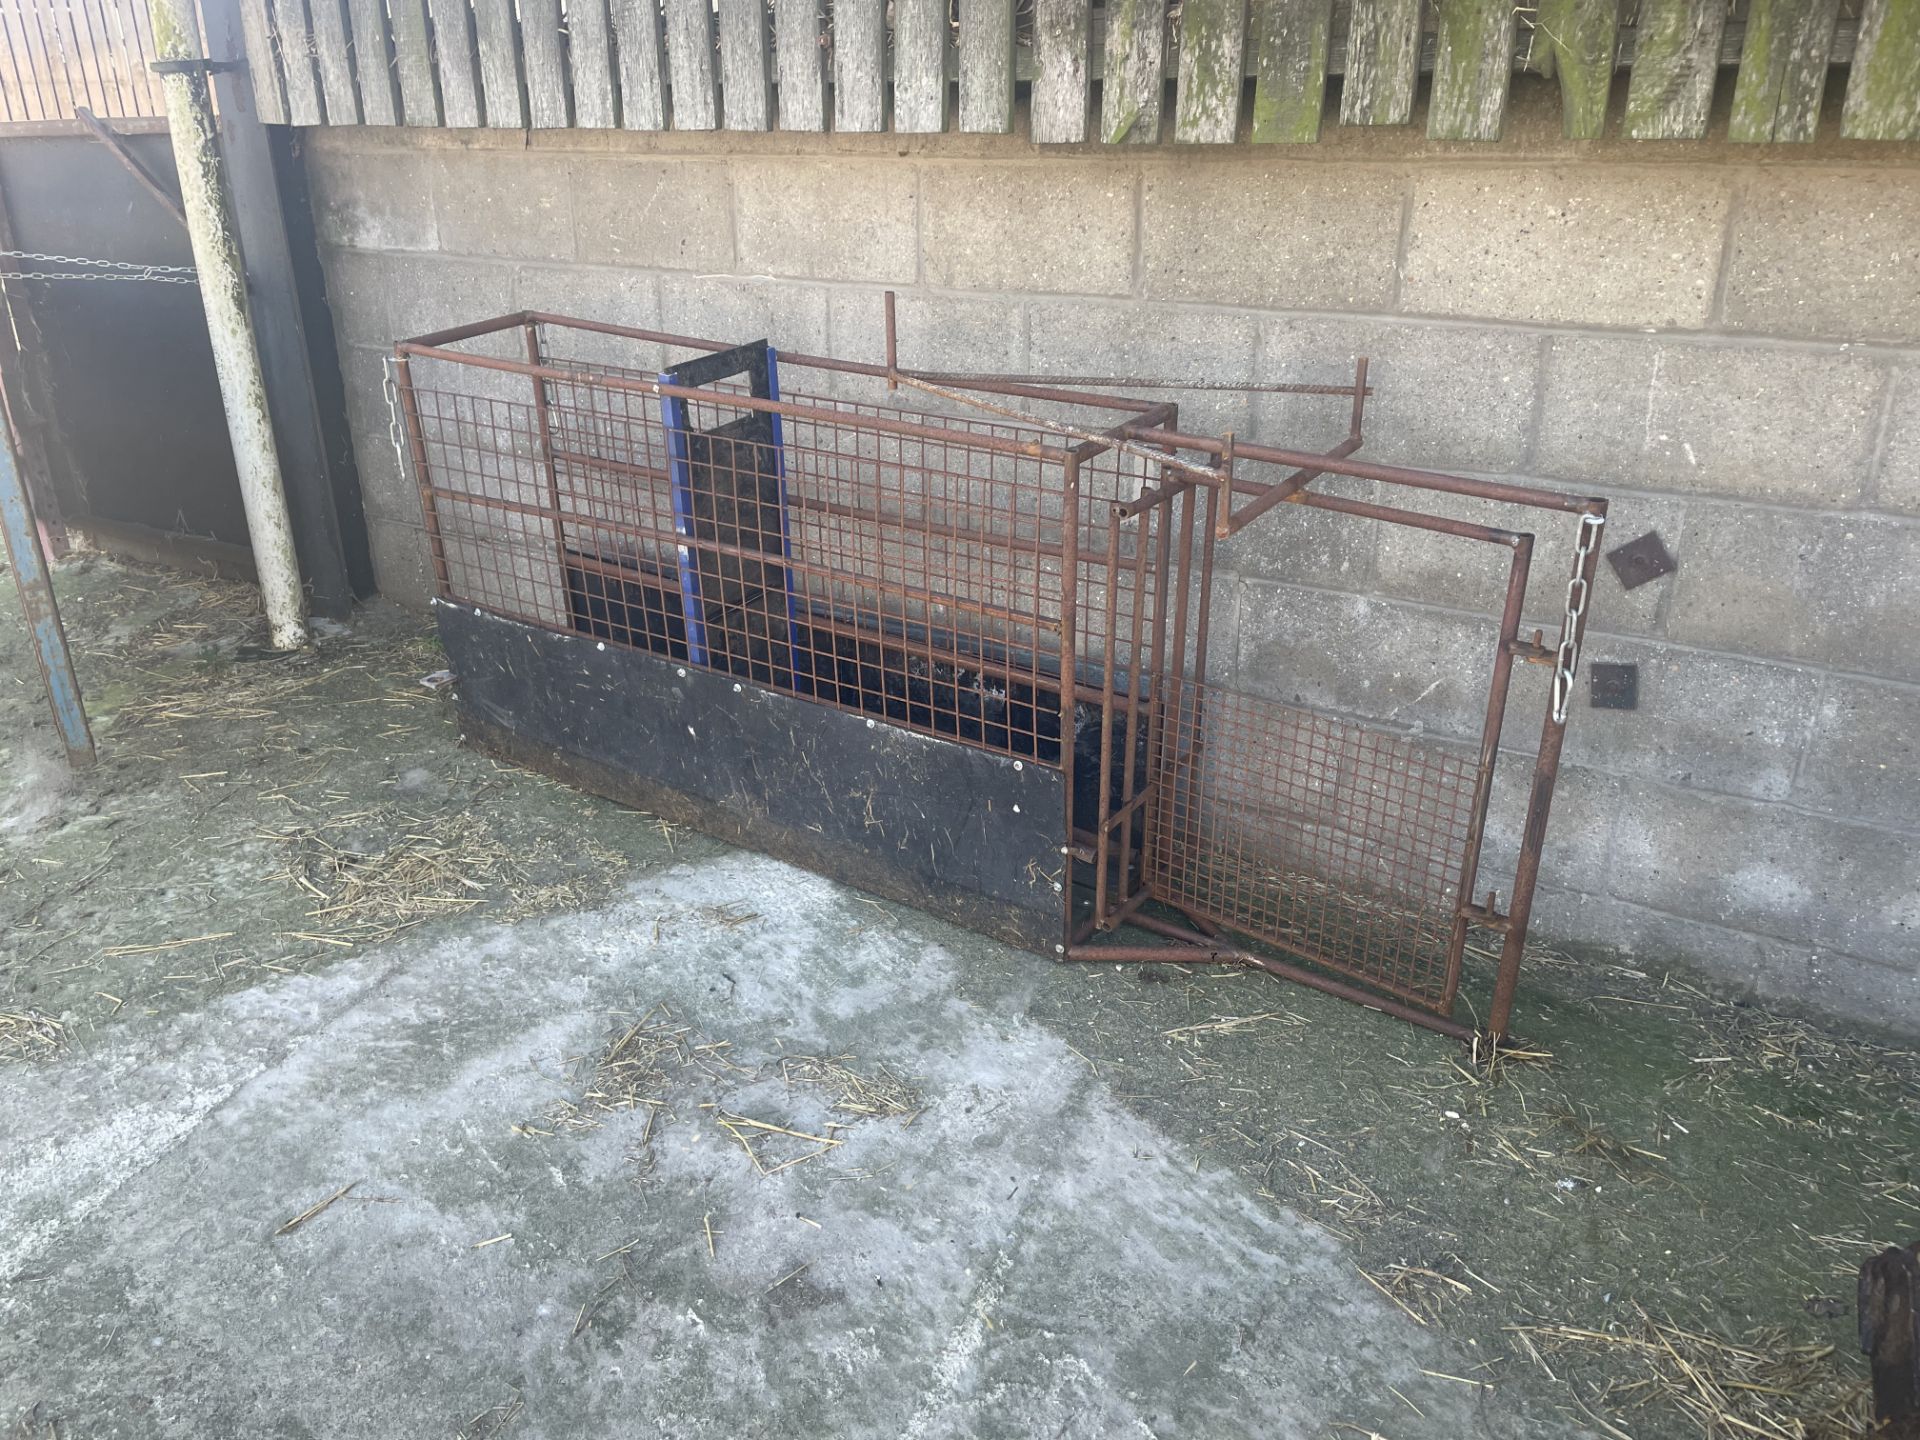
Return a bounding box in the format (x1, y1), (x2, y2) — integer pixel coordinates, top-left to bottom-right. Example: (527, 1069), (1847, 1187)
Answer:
(0, 249), (198, 284)
(1551, 511), (1607, 725)
(381, 356), (408, 479)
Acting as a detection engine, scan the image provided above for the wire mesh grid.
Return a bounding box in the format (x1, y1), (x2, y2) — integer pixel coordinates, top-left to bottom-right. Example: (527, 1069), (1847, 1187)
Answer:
(400, 330), (1163, 768)
(1144, 683), (1481, 1008)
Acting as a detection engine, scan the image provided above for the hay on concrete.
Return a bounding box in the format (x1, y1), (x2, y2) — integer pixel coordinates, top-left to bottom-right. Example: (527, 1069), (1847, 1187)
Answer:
(265, 807), (631, 948)
(1508, 1308), (1872, 1440)
(777, 1052), (920, 1120)
(0, 1007), (66, 1063)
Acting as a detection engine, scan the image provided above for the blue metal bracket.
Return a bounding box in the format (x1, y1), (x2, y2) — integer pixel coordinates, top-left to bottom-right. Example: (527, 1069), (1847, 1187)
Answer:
(0, 429), (94, 766)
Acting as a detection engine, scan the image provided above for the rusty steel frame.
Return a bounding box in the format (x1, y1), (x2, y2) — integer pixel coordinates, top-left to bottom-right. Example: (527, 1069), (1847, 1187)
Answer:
(393, 307), (1608, 1042)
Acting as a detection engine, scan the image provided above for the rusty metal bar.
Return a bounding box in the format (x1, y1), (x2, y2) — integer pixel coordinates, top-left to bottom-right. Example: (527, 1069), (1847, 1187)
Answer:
(1444, 532), (1533, 1009)
(0, 420), (92, 765)
(1488, 504), (1610, 1038)
(391, 355), (451, 595)
(73, 105), (184, 224)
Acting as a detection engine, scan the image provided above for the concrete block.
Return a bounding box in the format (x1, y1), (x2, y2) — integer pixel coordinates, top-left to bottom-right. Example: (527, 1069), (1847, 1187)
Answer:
(1528, 890), (1829, 1009)
(323, 252), (520, 351)
(1232, 578), (1501, 742)
(1553, 638), (1820, 802)
(1477, 761), (1620, 905)
(656, 276), (830, 356)
(732, 160), (917, 284)
(305, 146), (438, 252)
(1722, 172), (1920, 343)
(1370, 488), (1677, 637)
(1879, 368), (1920, 515)
(1606, 780), (1918, 968)
(1793, 675), (1920, 830)
(514, 265), (662, 369)
(826, 290), (1026, 374)
(922, 165), (1134, 297)
(1401, 168), (1731, 329)
(1140, 164), (1401, 312)
(1027, 300), (1257, 435)
(1535, 336), (1887, 506)
(1665, 507), (1920, 684)
(1254, 317), (1542, 474)
(573, 158), (733, 271)
(430, 151), (575, 262)
(366, 508), (435, 609)
(1214, 475), (1380, 589)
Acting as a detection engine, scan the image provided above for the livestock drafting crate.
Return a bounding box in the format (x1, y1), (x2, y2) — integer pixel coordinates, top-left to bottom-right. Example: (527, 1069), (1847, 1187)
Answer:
(390, 309), (1610, 1040)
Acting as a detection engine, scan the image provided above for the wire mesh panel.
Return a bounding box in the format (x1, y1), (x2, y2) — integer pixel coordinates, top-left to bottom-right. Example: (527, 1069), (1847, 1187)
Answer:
(1146, 684), (1481, 1010)
(395, 308), (1608, 1040)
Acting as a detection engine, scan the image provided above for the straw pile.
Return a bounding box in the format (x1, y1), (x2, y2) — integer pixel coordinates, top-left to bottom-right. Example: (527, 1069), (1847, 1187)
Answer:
(1508, 1308), (1872, 1440)
(0, 1007), (66, 1063)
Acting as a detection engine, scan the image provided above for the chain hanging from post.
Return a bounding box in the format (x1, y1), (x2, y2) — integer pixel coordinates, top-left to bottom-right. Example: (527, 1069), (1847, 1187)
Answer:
(0, 250), (199, 285)
(1551, 511), (1607, 724)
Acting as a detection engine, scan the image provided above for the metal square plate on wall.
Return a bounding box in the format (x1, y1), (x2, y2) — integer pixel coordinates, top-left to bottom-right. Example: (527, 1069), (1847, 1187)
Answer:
(1606, 531), (1677, 591)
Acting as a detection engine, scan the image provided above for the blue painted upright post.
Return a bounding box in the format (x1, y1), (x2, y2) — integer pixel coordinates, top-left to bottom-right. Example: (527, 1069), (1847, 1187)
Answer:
(0, 429), (94, 766)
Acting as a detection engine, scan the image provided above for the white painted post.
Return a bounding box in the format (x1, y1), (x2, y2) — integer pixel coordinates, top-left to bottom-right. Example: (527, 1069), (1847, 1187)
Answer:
(146, 0), (309, 650)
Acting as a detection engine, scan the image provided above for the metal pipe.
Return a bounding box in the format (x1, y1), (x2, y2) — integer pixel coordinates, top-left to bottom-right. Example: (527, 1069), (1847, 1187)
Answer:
(145, 0), (307, 649)
(0, 424), (92, 765)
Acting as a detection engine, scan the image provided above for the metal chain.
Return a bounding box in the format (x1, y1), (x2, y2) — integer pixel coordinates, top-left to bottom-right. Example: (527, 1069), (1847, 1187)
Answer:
(1550, 511), (1607, 725)
(381, 356), (408, 479)
(0, 250), (198, 284)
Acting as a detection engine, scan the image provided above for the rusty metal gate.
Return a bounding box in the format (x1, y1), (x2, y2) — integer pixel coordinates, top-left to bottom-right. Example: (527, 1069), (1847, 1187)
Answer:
(390, 301), (1607, 1041)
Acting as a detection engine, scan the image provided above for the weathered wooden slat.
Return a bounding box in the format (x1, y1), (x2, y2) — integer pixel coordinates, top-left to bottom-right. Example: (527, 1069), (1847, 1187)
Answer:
(520, 0), (569, 126)
(429, 0), (483, 125)
(236, 0), (288, 124)
(1031, 0), (1091, 141)
(1842, 0), (1920, 141)
(1100, 0), (1164, 142)
(1175, 0), (1246, 142)
(1428, 0), (1511, 139)
(891, 0), (946, 132)
(833, 0), (886, 131)
(663, 0), (718, 128)
(1528, 0), (1619, 139)
(569, 0), (619, 127)
(717, 0), (772, 128)
(1250, 0), (1329, 143)
(1622, 0), (1725, 139)
(308, 0), (359, 122)
(1339, 0), (1418, 125)
(471, 0), (526, 126)
(385, 0), (438, 124)
(269, 0), (325, 123)
(958, 0), (1016, 132)
(612, 0), (668, 129)
(346, 0), (398, 123)
(774, 0), (828, 130)
(1730, 0), (1840, 142)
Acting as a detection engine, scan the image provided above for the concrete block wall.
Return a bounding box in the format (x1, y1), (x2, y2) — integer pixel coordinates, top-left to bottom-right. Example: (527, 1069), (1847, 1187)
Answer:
(304, 87), (1920, 1028)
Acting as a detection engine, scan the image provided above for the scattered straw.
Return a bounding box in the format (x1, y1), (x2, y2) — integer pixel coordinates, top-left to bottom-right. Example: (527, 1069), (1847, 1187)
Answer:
(275, 1181), (358, 1237)
(0, 1008), (66, 1063)
(777, 1053), (920, 1120)
(1509, 1308), (1872, 1440)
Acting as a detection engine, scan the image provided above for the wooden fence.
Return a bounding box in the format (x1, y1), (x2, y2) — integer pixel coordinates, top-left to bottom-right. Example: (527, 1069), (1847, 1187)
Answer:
(0, 0), (163, 123)
(4, 0), (1918, 143)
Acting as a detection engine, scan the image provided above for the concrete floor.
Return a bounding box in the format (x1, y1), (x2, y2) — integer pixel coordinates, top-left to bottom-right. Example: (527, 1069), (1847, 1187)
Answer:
(3, 559), (1904, 1439)
(2, 848), (1539, 1439)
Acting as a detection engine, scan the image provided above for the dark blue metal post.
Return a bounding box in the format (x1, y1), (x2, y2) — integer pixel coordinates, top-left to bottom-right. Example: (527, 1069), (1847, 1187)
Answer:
(0, 429), (94, 765)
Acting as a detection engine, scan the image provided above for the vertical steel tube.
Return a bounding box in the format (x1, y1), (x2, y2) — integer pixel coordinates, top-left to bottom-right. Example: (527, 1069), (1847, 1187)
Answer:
(1056, 453), (1081, 954)
(1489, 506), (1608, 1038)
(392, 355), (451, 595)
(1445, 532), (1533, 1008)
(524, 321), (574, 597)
(0, 429), (92, 765)
(146, 0), (307, 649)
